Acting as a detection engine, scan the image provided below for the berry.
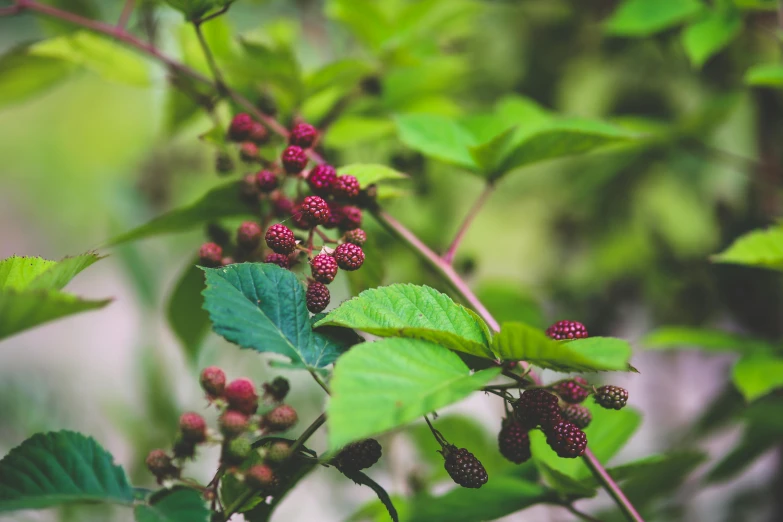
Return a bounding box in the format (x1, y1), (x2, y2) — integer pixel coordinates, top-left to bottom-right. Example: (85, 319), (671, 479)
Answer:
(255, 170), (279, 192)
(515, 389), (562, 429)
(289, 122), (318, 148)
(263, 377), (290, 403)
(146, 449), (178, 482)
(240, 173), (260, 203)
(273, 196), (294, 217)
(290, 204), (313, 229)
(553, 377), (589, 404)
(173, 436), (197, 459)
(237, 221), (262, 250)
(200, 366), (226, 398)
(219, 411), (249, 438)
(179, 412), (207, 443)
(198, 242), (223, 268)
(240, 142), (259, 162)
(333, 439), (382, 471)
(340, 205), (362, 231)
(281, 145), (308, 174)
(206, 223), (231, 247)
(310, 254), (338, 284)
(307, 164), (337, 196)
(442, 445), (488, 489)
(265, 441), (291, 464)
(265, 252), (291, 269)
(332, 175), (360, 199)
(344, 228), (367, 246)
(223, 437), (251, 466)
(497, 419), (531, 464)
(546, 320), (588, 340)
(594, 385), (628, 410)
(248, 122), (269, 145)
(225, 378), (259, 415)
(334, 243), (364, 271)
(300, 195), (331, 225)
(323, 202), (344, 229)
(265, 224), (296, 254)
(264, 404), (298, 432)
(545, 421), (587, 458)
(245, 464), (277, 491)
(215, 151), (234, 175)
(561, 404), (592, 429)
(228, 113), (254, 141)
(306, 281), (330, 313)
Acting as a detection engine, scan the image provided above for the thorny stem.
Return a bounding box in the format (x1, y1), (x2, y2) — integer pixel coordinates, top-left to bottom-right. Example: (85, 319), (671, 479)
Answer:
(442, 183), (494, 265)
(117, 0), (134, 29)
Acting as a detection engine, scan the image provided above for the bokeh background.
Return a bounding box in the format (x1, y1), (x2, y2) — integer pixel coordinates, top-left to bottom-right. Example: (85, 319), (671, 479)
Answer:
(1, 0), (782, 521)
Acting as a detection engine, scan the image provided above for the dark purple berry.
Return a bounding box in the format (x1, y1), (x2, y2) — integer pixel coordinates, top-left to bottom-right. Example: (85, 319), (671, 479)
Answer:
(594, 385), (628, 410)
(546, 320), (588, 340)
(281, 145), (308, 174)
(334, 243), (364, 271)
(307, 164), (337, 196)
(265, 253), (291, 269)
(442, 445), (487, 489)
(498, 418), (531, 464)
(545, 420), (587, 458)
(333, 439), (382, 471)
(262, 377), (290, 403)
(291, 204), (314, 229)
(146, 449), (178, 483)
(306, 281), (330, 313)
(332, 175), (360, 199)
(272, 196), (294, 217)
(561, 404), (592, 429)
(515, 389), (562, 429)
(265, 224), (296, 254)
(248, 122), (269, 145)
(199, 242), (223, 267)
(228, 113), (254, 141)
(300, 195), (331, 225)
(255, 170), (279, 192)
(553, 377), (590, 404)
(237, 221), (262, 250)
(310, 254), (338, 284)
(323, 202), (343, 229)
(289, 122), (318, 148)
(340, 205), (362, 230)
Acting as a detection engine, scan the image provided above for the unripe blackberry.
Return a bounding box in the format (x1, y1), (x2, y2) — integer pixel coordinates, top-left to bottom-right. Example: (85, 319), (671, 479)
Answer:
(272, 196), (294, 217)
(515, 389), (562, 429)
(228, 113), (254, 141)
(263, 377), (290, 403)
(340, 205), (362, 231)
(545, 421), (587, 458)
(332, 175), (360, 199)
(289, 122), (318, 148)
(219, 411), (249, 438)
(546, 320), (588, 340)
(215, 151), (234, 175)
(255, 170), (279, 192)
(310, 254), (338, 284)
(281, 145), (308, 174)
(594, 385), (628, 410)
(225, 378), (259, 415)
(245, 464), (278, 491)
(199, 242), (223, 268)
(265, 253), (291, 269)
(179, 412), (207, 443)
(300, 195), (331, 225)
(240, 142), (259, 162)
(442, 445), (488, 489)
(333, 439), (382, 471)
(553, 377), (589, 404)
(265, 224), (296, 254)
(146, 449), (178, 482)
(306, 281), (330, 313)
(560, 404), (592, 429)
(307, 164), (337, 196)
(265, 441), (291, 464)
(498, 419), (531, 464)
(334, 243), (364, 271)
(248, 122), (269, 145)
(264, 404), (298, 432)
(237, 221), (262, 250)
(200, 366), (226, 398)
(344, 228), (367, 246)
(223, 437), (251, 466)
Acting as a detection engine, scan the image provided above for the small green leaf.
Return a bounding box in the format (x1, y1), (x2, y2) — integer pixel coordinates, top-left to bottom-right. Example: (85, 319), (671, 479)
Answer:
(492, 322), (633, 372)
(682, 6), (742, 68)
(167, 260), (211, 364)
(711, 226), (783, 270)
(395, 114), (478, 169)
(643, 327), (776, 355)
(134, 487), (209, 522)
(468, 127), (517, 177)
(731, 354), (783, 401)
(0, 46), (74, 110)
(337, 164), (408, 187)
(314, 283), (494, 358)
(744, 63), (783, 87)
(605, 0), (705, 37)
(0, 431), (133, 512)
(337, 468), (399, 522)
(327, 338), (500, 449)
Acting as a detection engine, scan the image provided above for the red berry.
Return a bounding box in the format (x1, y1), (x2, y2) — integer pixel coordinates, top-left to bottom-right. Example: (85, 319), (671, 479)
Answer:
(265, 252), (291, 269)
(240, 142), (259, 162)
(498, 418), (531, 464)
(200, 366), (226, 398)
(255, 170), (279, 192)
(245, 464), (277, 491)
(344, 228), (367, 246)
(306, 281), (330, 313)
(307, 164), (337, 196)
(332, 175), (360, 199)
(334, 243), (364, 271)
(265, 224), (296, 254)
(146, 449), (178, 483)
(272, 196), (294, 217)
(219, 411), (249, 438)
(237, 221), (262, 250)
(225, 378), (259, 415)
(546, 320), (588, 340)
(264, 404), (298, 431)
(228, 113), (254, 141)
(299, 195), (331, 225)
(281, 145), (308, 174)
(515, 389), (562, 429)
(553, 377), (590, 404)
(310, 254), (338, 284)
(290, 204), (313, 229)
(199, 242), (223, 268)
(248, 122), (269, 145)
(179, 412), (207, 443)
(289, 122), (318, 148)
(545, 420), (587, 458)
(340, 205), (362, 231)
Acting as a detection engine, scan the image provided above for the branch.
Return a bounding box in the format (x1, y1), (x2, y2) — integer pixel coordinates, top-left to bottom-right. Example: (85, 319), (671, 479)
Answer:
(308, 370), (331, 395)
(117, 0), (134, 29)
(289, 412), (327, 456)
(442, 183), (494, 265)
(582, 449), (644, 522)
(193, 19), (227, 93)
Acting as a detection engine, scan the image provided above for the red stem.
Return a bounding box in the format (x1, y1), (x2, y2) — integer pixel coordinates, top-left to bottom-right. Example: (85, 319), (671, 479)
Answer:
(117, 0), (134, 29)
(442, 183), (494, 265)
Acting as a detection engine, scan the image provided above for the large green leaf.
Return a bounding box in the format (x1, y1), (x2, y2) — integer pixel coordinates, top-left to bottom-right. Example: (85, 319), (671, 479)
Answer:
(681, 5), (742, 68)
(711, 226), (783, 270)
(605, 0), (704, 37)
(327, 338), (500, 449)
(0, 253), (101, 291)
(314, 283), (494, 358)
(337, 164), (409, 187)
(731, 354), (783, 401)
(491, 322), (633, 372)
(744, 63), (783, 88)
(0, 431), (133, 512)
(643, 327), (777, 355)
(167, 261), (211, 364)
(202, 263), (347, 369)
(134, 487), (209, 522)
(0, 46), (74, 110)
(395, 113), (478, 169)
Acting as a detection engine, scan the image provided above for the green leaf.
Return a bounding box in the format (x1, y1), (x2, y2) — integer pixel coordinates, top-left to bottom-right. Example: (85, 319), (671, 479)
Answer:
(336, 164), (409, 187)
(491, 322), (633, 372)
(731, 354), (783, 401)
(468, 127), (517, 177)
(0, 431), (133, 512)
(107, 181), (251, 246)
(305, 58), (375, 95)
(744, 63), (783, 87)
(202, 263), (347, 369)
(711, 226), (783, 270)
(324, 116), (396, 148)
(536, 462), (597, 497)
(326, 0), (393, 52)
(642, 326), (776, 355)
(682, 6), (742, 68)
(605, 0), (705, 37)
(0, 253), (101, 291)
(134, 487), (209, 522)
(164, 0), (233, 21)
(167, 260), (211, 364)
(0, 46), (74, 110)
(395, 114), (478, 169)
(338, 468), (398, 522)
(314, 283), (494, 358)
(327, 338), (500, 449)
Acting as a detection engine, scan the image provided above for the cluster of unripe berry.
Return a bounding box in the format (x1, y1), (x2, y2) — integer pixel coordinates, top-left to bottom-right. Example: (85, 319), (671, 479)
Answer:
(198, 116), (371, 314)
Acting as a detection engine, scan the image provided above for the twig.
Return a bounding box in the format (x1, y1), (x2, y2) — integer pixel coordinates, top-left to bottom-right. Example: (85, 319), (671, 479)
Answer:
(309, 369), (331, 395)
(193, 19), (227, 93)
(582, 449), (644, 522)
(442, 183), (494, 265)
(195, 5), (230, 25)
(289, 412), (327, 456)
(117, 0), (134, 29)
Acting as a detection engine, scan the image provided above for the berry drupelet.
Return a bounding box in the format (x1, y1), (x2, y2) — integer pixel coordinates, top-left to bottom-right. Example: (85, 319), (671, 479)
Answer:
(281, 145), (308, 174)
(594, 385), (629, 410)
(246, 465), (278, 491)
(546, 320), (588, 340)
(333, 439), (382, 471)
(265, 224), (297, 254)
(442, 445), (488, 489)
(310, 254), (339, 284)
(248, 122), (269, 145)
(306, 281), (330, 313)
